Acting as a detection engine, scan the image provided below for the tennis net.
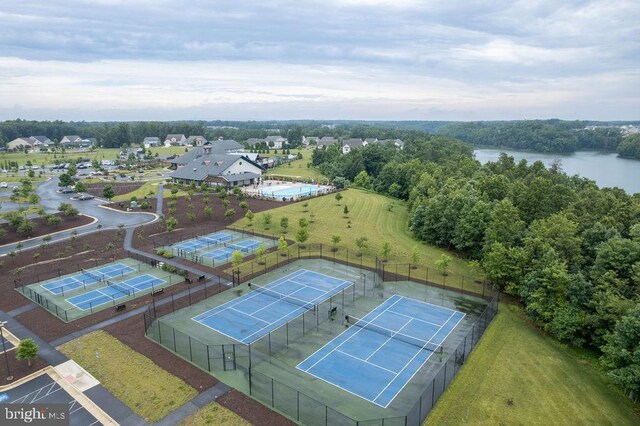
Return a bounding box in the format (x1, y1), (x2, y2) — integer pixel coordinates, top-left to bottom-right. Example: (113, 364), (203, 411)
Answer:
(106, 280), (134, 297)
(81, 268), (104, 283)
(346, 315), (442, 353)
(249, 282), (316, 312)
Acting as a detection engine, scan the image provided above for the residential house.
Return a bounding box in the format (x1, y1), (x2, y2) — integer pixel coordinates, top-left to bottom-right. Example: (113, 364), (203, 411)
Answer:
(143, 137), (160, 148)
(245, 138), (264, 148)
(209, 139), (244, 153)
(364, 138), (379, 145)
(316, 136), (338, 148)
(169, 144), (262, 188)
(60, 135), (83, 147)
(7, 138), (33, 151)
(393, 139), (404, 149)
(302, 136), (318, 146)
(342, 138), (365, 154)
(186, 135), (207, 146)
(119, 147), (146, 161)
(164, 134), (187, 146)
(265, 135), (287, 149)
(29, 136), (53, 149)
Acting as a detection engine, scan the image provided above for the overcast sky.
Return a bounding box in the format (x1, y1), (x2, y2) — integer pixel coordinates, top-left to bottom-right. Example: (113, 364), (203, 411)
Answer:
(0, 0), (638, 121)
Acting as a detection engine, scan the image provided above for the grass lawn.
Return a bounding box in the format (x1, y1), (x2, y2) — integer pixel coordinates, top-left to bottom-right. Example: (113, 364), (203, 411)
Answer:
(58, 330), (198, 423)
(179, 402), (249, 426)
(426, 301), (640, 425)
(231, 188), (479, 279)
(265, 157), (325, 180)
(0, 148), (121, 166)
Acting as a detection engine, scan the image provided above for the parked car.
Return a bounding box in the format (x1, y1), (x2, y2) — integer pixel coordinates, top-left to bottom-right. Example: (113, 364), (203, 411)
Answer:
(0, 182), (7, 188)
(76, 193), (95, 201)
(59, 187), (75, 194)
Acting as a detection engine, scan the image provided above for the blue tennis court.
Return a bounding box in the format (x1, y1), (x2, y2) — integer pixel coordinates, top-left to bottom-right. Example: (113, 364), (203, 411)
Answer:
(173, 232), (236, 253)
(66, 274), (166, 311)
(193, 269), (352, 343)
(41, 263), (135, 295)
(201, 239), (262, 261)
(297, 295), (465, 408)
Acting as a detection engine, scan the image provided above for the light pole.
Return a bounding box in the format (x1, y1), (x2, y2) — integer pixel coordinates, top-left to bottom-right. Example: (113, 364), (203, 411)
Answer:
(0, 321), (13, 381)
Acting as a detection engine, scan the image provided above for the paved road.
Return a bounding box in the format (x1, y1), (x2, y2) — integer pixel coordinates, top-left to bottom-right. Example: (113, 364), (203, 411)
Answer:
(0, 177), (157, 256)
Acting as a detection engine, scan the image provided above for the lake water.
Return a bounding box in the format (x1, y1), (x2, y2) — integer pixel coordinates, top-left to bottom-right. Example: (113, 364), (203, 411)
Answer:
(474, 149), (640, 195)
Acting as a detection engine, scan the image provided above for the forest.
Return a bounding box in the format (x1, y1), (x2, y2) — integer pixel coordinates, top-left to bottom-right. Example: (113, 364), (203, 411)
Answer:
(312, 138), (640, 401)
(437, 120), (640, 159)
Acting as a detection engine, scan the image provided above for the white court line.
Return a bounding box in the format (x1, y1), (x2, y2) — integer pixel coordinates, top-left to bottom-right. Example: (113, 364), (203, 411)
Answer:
(364, 316), (413, 362)
(335, 349), (398, 375)
(299, 295), (405, 373)
(387, 308), (443, 328)
(69, 292), (111, 311)
(372, 308), (466, 407)
(192, 269), (308, 322)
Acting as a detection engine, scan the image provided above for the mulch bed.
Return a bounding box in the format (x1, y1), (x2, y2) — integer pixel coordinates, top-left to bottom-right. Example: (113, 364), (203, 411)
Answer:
(131, 194), (284, 252)
(0, 355), (49, 387)
(0, 213), (94, 245)
(217, 389), (295, 426)
(85, 182), (145, 198)
(0, 230), (127, 313)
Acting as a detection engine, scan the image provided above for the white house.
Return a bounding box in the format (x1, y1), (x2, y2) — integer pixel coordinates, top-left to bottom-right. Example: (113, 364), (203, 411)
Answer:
(265, 135), (287, 149)
(143, 137), (160, 148)
(60, 135), (83, 147)
(164, 134), (187, 146)
(342, 138), (365, 154)
(7, 138), (33, 151)
(316, 136), (338, 148)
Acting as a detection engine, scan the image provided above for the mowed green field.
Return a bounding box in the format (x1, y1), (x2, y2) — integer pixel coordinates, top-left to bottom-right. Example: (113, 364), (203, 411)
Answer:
(265, 157), (325, 180)
(426, 302), (639, 425)
(0, 148), (122, 166)
(232, 188), (479, 278)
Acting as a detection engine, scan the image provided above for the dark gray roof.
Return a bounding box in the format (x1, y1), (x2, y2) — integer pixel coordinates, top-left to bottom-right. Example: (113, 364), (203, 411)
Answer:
(30, 136), (52, 144)
(170, 152), (259, 181)
(265, 135), (287, 142)
(165, 134), (185, 141)
(317, 136), (337, 146)
(364, 138), (378, 144)
(209, 139), (243, 152)
(344, 138), (364, 148)
(143, 137), (160, 142)
(221, 172), (261, 183)
(186, 135), (207, 144)
(62, 135), (81, 142)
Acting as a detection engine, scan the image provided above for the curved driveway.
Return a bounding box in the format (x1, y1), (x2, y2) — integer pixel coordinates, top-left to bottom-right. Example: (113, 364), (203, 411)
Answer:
(0, 177), (157, 255)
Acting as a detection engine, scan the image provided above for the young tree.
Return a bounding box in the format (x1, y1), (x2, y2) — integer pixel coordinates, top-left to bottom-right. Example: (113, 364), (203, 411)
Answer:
(343, 205), (349, 217)
(278, 236), (288, 255)
(355, 236), (368, 255)
(255, 243), (267, 264)
(298, 217), (308, 228)
(280, 216), (289, 233)
(15, 338), (39, 367)
(331, 234), (341, 251)
(166, 216), (178, 231)
(411, 246), (421, 264)
(335, 192), (343, 205)
(262, 212), (272, 228)
(381, 241), (392, 260)
(231, 250), (244, 268)
(245, 209), (254, 226)
(103, 185), (115, 201)
(74, 181), (87, 193)
(224, 208), (236, 222)
(302, 201), (309, 212)
(239, 201), (248, 210)
(296, 227), (309, 246)
(435, 254), (452, 276)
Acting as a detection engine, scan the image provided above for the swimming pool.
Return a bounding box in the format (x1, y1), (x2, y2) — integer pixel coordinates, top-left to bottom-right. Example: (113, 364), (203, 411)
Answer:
(260, 184), (331, 199)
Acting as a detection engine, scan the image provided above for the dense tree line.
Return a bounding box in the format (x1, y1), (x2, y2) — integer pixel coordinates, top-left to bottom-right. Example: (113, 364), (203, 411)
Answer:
(314, 138), (640, 400)
(617, 134), (640, 160)
(437, 120), (627, 154)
